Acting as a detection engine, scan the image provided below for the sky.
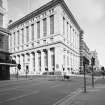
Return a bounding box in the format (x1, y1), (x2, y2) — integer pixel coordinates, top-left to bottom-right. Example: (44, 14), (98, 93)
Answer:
(8, 0), (105, 66)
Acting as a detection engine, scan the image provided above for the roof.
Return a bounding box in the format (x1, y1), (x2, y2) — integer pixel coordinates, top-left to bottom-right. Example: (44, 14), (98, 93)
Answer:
(8, 0), (82, 32)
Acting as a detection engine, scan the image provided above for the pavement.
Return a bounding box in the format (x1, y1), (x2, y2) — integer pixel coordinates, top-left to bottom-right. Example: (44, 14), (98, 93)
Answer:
(56, 78), (105, 105)
(0, 75), (105, 105)
(0, 76), (90, 105)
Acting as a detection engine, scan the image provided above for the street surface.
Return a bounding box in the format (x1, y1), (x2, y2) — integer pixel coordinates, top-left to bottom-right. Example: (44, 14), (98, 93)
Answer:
(0, 76), (92, 105)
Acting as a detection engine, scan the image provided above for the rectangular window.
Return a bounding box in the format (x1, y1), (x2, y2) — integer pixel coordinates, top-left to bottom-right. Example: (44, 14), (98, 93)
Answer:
(37, 21), (40, 39)
(17, 30), (20, 45)
(14, 32), (16, 47)
(70, 26), (71, 42)
(31, 24), (34, 41)
(63, 17), (65, 35)
(43, 18), (47, 37)
(67, 22), (69, 39)
(26, 26), (29, 42)
(0, 14), (3, 27)
(0, 35), (3, 48)
(50, 15), (54, 34)
(21, 28), (24, 44)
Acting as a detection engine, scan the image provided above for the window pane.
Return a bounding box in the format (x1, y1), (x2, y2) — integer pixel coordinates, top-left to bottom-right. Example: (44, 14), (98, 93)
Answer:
(31, 24), (34, 41)
(14, 32), (15, 47)
(21, 29), (24, 44)
(43, 18), (47, 37)
(50, 15), (54, 34)
(37, 21), (40, 39)
(26, 26), (29, 42)
(17, 30), (20, 45)
(63, 17), (65, 35)
(0, 35), (3, 48)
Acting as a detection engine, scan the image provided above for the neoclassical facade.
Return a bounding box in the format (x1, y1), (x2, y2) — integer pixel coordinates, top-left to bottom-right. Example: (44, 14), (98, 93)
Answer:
(8, 0), (82, 76)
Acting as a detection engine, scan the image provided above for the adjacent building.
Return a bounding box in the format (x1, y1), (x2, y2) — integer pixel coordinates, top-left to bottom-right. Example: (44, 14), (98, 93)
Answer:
(80, 37), (90, 73)
(0, 0), (8, 28)
(90, 50), (100, 71)
(8, 0), (83, 76)
(0, 0), (11, 80)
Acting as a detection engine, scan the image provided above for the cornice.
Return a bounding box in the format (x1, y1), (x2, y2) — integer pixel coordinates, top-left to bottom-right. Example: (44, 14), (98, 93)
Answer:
(0, 27), (10, 35)
(8, 0), (61, 29)
(8, 0), (83, 32)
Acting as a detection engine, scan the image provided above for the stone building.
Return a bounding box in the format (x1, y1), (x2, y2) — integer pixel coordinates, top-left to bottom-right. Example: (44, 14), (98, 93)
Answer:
(0, 0), (11, 80)
(8, 0), (83, 76)
(80, 37), (91, 73)
(0, 0), (8, 28)
(90, 50), (100, 71)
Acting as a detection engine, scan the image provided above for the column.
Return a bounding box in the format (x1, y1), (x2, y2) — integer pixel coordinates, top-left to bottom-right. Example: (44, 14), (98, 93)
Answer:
(65, 50), (67, 72)
(71, 52), (73, 73)
(21, 54), (25, 75)
(20, 55), (24, 75)
(48, 48), (51, 72)
(55, 47), (63, 73)
(41, 50), (45, 73)
(17, 55), (20, 64)
(24, 53), (29, 75)
(35, 51), (39, 74)
(30, 52), (34, 75)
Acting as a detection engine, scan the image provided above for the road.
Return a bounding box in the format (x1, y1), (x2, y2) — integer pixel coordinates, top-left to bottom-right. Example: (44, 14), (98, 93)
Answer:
(0, 76), (92, 105)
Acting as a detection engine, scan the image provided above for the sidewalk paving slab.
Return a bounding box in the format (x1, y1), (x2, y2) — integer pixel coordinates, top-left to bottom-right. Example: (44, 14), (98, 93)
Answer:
(59, 84), (105, 105)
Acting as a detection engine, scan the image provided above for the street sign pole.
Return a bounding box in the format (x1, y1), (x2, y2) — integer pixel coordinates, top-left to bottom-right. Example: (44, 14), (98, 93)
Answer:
(17, 68), (18, 80)
(92, 65), (94, 88)
(91, 57), (95, 88)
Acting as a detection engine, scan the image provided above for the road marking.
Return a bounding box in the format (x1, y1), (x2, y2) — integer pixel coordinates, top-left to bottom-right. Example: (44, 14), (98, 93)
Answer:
(50, 84), (64, 88)
(0, 81), (45, 93)
(0, 79), (38, 88)
(0, 91), (39, 104)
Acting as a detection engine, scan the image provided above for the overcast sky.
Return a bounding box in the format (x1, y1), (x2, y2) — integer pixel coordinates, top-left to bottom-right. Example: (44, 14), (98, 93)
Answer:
(8, 0), (105, 66)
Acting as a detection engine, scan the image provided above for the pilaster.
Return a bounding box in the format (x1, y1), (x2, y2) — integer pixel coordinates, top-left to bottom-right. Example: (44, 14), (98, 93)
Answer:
(47, 16), (50, 36)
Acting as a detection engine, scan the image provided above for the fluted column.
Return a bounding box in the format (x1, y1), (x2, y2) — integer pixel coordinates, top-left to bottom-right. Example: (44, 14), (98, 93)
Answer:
(24, 53), (30, 75)
(30, 52), (34, 74)
(55, 47), (63, 73)
(41, 50), (45, 73)
(21, 54), (25, 75)
(48, 48), (51, 72)
(35, 51), (39, 74)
